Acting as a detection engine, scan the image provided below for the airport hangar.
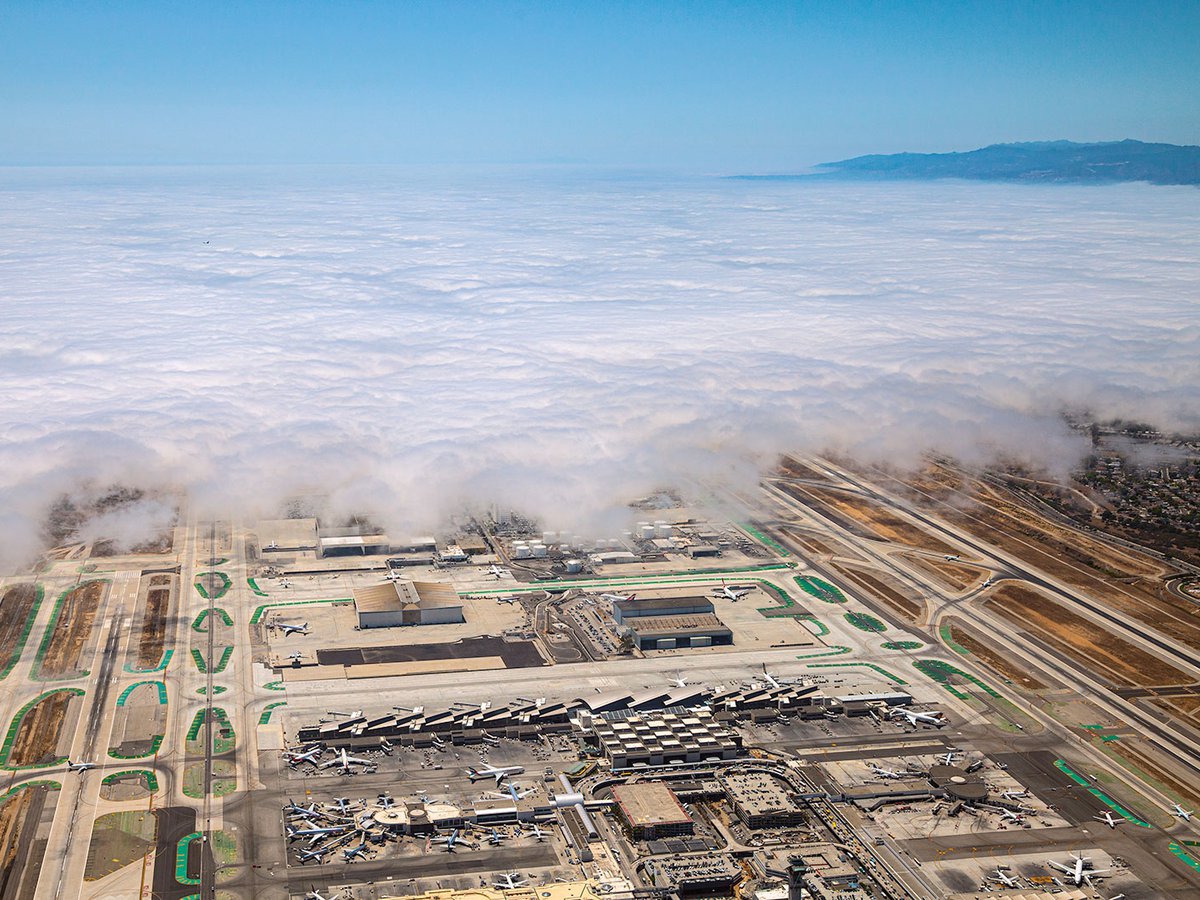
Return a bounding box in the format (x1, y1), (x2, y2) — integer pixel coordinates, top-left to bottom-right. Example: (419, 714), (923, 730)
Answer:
(353, 580), (464, 628)
(611, 596), (732, 650)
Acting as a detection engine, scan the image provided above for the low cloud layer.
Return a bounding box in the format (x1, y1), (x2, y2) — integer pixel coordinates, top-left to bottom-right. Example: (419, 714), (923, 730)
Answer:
(1, 167), (1197, 567)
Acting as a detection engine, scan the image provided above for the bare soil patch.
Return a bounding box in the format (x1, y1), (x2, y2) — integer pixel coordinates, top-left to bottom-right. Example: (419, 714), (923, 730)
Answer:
(9, 691), (73, 767)
(1109, 738), (1200, 810)
(901, 554), (984, 591)
(829, 563), (925, 623)
(778, 456), (835, 482)
(789, 484), (957, 554)
(986, 585), (1191, 689)
(946, 619), (1046, 689)
(0, 786), (50, 897)
(0, 584), (39, 675)
(136, 575), (173, 669)
(40, 581), (105, 678)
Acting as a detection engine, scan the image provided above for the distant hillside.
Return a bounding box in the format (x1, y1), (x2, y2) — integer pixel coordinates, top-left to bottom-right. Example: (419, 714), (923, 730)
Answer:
(739, 140), (1200, 185)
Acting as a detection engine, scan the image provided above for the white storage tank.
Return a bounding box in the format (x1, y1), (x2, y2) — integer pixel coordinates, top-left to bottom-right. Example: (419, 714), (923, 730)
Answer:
(639, 525), (655, 540)
(531, 543), (548, 558)
(565, 558), (583, 574)
(513, 542), (532, 559)
(655, 521), (673, 538)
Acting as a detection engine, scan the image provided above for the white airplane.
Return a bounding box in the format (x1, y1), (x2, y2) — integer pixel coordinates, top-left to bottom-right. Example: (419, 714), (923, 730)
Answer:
(713, 583), (752, 601)
(869, 763), (908, 780)
(265, 541), (279, 550)
(936, 751), (961, 765)
(998, 809), (1025, 824)
(496, 595), (520, 605)
(328, 797), (358, 815)
(987, 867), (1019, 888)
(286, 823), (350, 842)
(1001, 790), (1029, 801)
(600, 592), (635, 603)
(466, 764), (524, 785)
(523, 823), (548, 841)
(297, 846), (333, 864)
(284, 748), (322, 767)
(1049, 853), (1109, 886)
(488, 564), (506, 579)
(494, 873), (528, 889)
(306, 888), (345, 900)
(278, 621), (310, 636)
(889, 707), (947, 728)
(486, 827), (506, 846)
(65, 759), (95, 773)
(284, 799), (322, 818)
(1172, 803), (1194, 821)
(944, 554), (960, 561)
(1095, 812), (1125, 829)
(667, 673), (693, 689)
(321, 749), (375, 772)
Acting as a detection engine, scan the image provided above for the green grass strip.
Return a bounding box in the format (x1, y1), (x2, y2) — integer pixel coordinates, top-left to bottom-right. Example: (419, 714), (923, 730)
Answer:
(193, 572), (231, 601)
(739, 523), (790, 556)
(176, 832), (203, 885)
(108, 734), (163, 759)
(264, 681), (286, 691)
(191, 646), (233, 674)
(756, 582), (811, 618)
(124, 648), (173, 674)
(1054, 758), (1092, 786)
(1087, 788), (1151, 827)
(259, 701), (287, 725)
(102, 769), (159, 791)
(31, 580), (111, 681)
(0, 780), (61, 803)
(939, 624), (971, 655)
(881, 641), (923, 651)
(802, 617), (830, 637)
(186, 707), (234, 753)
(913, 659), (1000, 699)
(247, 577), (269, 597)
(793, 575), (846, 604)
(806, 661), (908, 684)
(1169, 842), (1200, 873)
(0, 688), (86, 768)
(844, 611), (887, 633)
(190, 608), (233, 631)
(197, 685), (227, 696)
(0, 583), (45, 680)
(795, 645), (851, 659)
(116, 681), (167, 706)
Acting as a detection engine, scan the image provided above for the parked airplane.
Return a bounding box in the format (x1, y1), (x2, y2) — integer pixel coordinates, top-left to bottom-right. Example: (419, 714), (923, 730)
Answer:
(342, 842), (370, 861)
(286, 823), (350, 843)
(987, 867), (1019, 888)
(494, 873), (528, 889)
(869, 763), (907, 780)
(321, 749), (375, 773)
(431, 828), (462, 852)
(712, 582), (751, 601)
(486, 828), (506, 846)
(297, 846), (333, 864)
(496, 595), (520, 605)
(936, 752), (961, 766)
(284, 748), (322, 767)
(306, 888), (345, 900)
(488, 564), (506, 579)
(278, 621), (310, 636)
(998, 809), (1025, 824)
(1095, 812), (1125, 829)
(1172, 804), (1194, 821)
(65, 760), (95, 773)
(1001, 790), (1029, 801)
(667, 673), (693, 689)
(466, 764), (525, 785)
(1049, 853), (1109, 886)
(889, 707), (947, 728)
(600, 593), (635, 603)
(284, 800), (322, 819)
(524, 823), (548, 841)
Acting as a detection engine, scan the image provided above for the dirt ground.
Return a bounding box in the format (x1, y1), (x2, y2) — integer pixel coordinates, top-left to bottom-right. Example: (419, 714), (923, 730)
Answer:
(896, 464), (1200, 651)
(779, 527), (840, 559)
(985, 585), (1192, 689)
(791, 484), (958, 555)
(777, 455), (836, 482)
(136, 574), (173, 669)
(0, 584), (40, 674)
(829, 563), (925, 623)
(946, 619), (1046, 689)
(901, 554), (985, 592)
(9, 691), (74, 767)
(40, 581), (105, 678)
(0, 786), (49, 897)
(1107, 738), (1200, 811)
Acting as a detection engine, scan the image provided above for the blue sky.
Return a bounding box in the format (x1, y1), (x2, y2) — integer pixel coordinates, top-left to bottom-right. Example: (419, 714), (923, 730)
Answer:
(2, 1), (1199, 168)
